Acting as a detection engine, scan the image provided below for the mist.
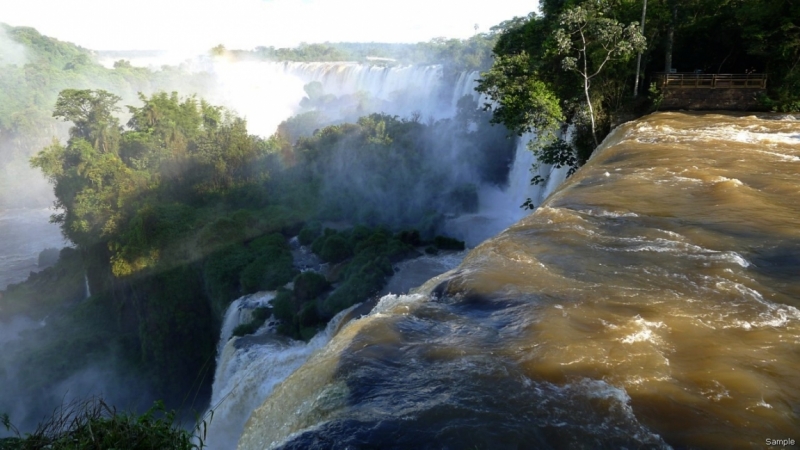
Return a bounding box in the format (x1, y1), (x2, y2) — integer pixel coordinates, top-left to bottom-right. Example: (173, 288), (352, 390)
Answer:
(0, 26), (26, 65)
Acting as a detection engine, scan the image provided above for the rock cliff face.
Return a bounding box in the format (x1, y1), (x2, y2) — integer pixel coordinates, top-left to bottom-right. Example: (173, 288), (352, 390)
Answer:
(239, 112), (800, 449)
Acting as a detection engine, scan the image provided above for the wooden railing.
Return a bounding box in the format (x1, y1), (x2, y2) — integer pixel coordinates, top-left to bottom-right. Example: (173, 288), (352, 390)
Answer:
(653, 73), (767, 89)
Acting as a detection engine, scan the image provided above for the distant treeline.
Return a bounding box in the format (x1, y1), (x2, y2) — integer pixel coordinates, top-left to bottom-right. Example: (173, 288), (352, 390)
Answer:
(222, 31), (503, 74)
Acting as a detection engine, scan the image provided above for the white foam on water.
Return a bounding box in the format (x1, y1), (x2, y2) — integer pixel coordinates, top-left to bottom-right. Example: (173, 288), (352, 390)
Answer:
(204, 302), (358, 449)
(371, 293), (428, 316)
(620, 316), (666, 345)
(578, 208), (639, 218)
(217, 292), (277, 359)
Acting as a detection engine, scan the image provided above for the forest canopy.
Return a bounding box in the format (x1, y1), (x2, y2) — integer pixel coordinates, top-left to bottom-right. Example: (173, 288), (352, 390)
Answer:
(477, 0), (800, 182)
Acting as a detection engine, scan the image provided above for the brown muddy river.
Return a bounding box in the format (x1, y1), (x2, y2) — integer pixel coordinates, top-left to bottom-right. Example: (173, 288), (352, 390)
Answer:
(239, 112), (800, 449)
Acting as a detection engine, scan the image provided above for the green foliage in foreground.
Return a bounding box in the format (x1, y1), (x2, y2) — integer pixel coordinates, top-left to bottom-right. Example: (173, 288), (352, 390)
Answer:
(0, 399), (202, 450)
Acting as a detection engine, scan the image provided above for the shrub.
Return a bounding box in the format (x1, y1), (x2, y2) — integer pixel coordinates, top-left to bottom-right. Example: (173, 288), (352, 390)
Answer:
(240, 234), (297, 293)
(348, 225), (372, 245)
(271, 288), (295, 323)
(297, 222), (321, 245)
(37, 247), (61, 268)
(199, 216), (245, 248)
(232, 306), (272, 337)
(251, 306), (272, 322)
(322, 263), (386, 318)
(397, 229), (421, 247)
(248, 233), (288, 255)
(310, 228), (336, 254)
(434, 235), (465, 251)
(299, 326), (319, 341)
(293, 271), (329, 303)
(319, 234), (352, 263)
(297, 301), (320, 328)
(0, 399), (202, 450)
(232, 321), (260, 337)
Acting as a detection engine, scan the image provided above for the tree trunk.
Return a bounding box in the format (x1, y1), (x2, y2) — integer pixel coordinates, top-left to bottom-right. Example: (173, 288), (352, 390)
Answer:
(584, 77), (598, 148)
(633, 0), (648, 97)
(664, 0), (677, 73)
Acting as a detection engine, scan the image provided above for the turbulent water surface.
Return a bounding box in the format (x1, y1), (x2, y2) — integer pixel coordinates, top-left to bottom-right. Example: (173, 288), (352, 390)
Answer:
(239, 112), (800, 449)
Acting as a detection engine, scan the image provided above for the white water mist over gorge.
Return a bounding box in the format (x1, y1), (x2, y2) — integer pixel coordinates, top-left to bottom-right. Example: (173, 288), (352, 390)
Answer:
(105, 54), (562, 241)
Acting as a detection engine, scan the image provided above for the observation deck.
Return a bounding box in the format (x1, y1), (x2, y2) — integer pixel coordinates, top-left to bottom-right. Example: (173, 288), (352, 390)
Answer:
(652, 73), (767, 110)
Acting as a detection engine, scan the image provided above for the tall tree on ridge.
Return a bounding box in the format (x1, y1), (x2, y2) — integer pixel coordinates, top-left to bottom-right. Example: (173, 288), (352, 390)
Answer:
(554, 2), (646, 146)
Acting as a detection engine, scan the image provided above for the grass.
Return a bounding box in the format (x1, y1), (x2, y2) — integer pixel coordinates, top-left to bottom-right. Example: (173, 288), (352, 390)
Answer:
(1, 398), (205, 450)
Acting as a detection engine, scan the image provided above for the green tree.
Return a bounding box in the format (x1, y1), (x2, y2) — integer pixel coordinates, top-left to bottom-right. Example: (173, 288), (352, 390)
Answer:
(554, 2), (646, 147)
(53, 89), (122, 154)
(476, 52), (563, 142)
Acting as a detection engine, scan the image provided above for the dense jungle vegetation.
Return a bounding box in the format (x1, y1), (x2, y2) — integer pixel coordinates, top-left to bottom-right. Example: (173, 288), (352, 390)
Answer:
(0, 23), (214, 209)
(477, 0), (800, 187)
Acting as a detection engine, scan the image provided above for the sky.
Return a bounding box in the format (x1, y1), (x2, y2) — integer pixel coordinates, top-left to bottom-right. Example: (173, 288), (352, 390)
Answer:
(0, 0), (537, 52)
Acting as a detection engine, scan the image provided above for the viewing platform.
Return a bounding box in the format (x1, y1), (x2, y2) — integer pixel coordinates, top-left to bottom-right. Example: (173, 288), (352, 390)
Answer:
(652, 73), (767, 110)
(653, 73), (767, 89)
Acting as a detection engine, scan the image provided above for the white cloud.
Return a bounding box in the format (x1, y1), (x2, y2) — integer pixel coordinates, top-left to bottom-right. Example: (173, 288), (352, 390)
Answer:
(0, 0), (537, 51)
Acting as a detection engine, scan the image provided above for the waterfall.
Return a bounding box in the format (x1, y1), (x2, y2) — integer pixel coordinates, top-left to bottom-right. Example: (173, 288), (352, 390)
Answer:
(110, 56), (563, 244)
(243, 61), (568, 243)
(194, 60), (460, 136)
(216, 292), (276, 360)
(84, 272), (90, 299)
(204, 249), (467, 448)
(450, 70), (482, 110)
(443, 133), (570, 247)
(204, 300), (359, 449)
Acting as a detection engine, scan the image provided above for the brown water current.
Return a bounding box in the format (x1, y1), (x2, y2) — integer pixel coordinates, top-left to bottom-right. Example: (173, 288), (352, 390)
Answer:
(239, 112), (800, 449)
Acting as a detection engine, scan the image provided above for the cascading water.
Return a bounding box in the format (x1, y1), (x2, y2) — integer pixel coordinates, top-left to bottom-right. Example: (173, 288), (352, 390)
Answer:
(239, 112), (800, 449)
(83, 273), (90, 299)
(196, 59), (574, 446)
(177, 60), (472, 136)
(215, 292), (277, 360)
(205, 297), (356, 449)
(445, 132), (570, 246)
(205, 247), (469, 449)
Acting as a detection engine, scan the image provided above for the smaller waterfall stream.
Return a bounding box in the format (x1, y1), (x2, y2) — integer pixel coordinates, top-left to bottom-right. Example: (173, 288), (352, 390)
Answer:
(445, 133), (570, 246)
(83, 273), (90, 299)
(205, 294), (356, 449)
(204, 248), (468, 448)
